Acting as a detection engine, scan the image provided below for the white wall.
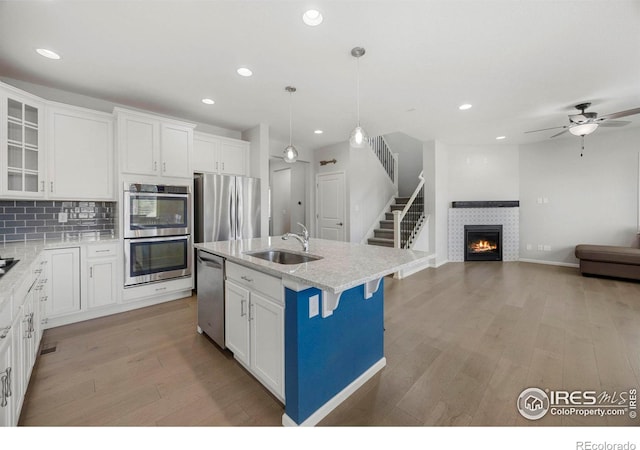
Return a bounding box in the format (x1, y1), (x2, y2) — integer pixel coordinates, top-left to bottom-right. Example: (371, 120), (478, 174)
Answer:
(447, 144), (519, 202)
(269, 158), (308, 235)
(434, 141), (449, 267)
(384, 132), (423, 197)
(520, 127), (640, 264)
(348, 144), (396, 243)
(242, 124), (270, 237)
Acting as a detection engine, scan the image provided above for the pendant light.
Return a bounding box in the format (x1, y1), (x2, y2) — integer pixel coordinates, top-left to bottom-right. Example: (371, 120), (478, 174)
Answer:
(283, 86), (298, 163)
(349, 46), (369, 148)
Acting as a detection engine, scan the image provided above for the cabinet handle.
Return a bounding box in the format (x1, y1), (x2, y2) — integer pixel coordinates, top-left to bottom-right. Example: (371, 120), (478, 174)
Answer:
(154, 161), (158, 171)
(222, 162), (225, 171)
(240, 275), (253, 283)
(1, 367), (11, 407)
(40, 181), (45, 192)
(215, 162), (219, 171)
(50, 181), (54, 192)
(240, 299), (246, 317)
(163, 162), (166, 172)
(248, 303), (254, 321)
(155, 287), (167, 292)
(90, 267), (93, 278)
(95, 249), (110, 253)
(0, 326), (10, 339)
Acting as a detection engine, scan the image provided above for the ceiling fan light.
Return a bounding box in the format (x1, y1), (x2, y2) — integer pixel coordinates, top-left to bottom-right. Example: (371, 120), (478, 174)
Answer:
(349, 126), (369, 148)
(283, 145), (298, 163)
(569, 123), (598, 136)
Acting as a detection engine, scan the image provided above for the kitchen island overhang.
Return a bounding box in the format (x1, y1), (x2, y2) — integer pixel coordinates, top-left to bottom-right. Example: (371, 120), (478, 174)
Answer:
(194, 237), (430, 426)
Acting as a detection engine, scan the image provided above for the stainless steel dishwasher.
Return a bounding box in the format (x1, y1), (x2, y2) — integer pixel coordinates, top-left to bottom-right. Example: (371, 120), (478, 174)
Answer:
(196, 249), (226, 348)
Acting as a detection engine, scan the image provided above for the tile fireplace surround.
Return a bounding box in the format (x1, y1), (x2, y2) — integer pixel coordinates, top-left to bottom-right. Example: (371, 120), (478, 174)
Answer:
(448, 206), (519, 262)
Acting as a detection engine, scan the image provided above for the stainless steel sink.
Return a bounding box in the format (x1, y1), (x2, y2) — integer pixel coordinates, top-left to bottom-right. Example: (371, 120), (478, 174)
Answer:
(244, 250), (323, 265)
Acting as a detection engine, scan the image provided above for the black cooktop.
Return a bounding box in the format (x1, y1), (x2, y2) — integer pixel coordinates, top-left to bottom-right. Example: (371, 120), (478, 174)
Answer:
(0, 258), (19, 277)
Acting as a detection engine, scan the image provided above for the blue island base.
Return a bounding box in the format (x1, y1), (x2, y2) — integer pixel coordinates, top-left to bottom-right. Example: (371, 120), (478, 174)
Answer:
(282, 279), (385, 426)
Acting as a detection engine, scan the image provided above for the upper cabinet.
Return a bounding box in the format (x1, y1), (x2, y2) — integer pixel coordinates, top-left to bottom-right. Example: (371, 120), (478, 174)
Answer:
(47, 103), (114, 200)
(193, 132), (249, 176)
(1, 88), (45, 198)
(115, 108), (195, 180)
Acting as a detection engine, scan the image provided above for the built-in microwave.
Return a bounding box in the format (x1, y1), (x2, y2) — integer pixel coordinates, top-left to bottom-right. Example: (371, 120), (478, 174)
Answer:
(123, 183), (191, 238)
(124, 234), (192, 287)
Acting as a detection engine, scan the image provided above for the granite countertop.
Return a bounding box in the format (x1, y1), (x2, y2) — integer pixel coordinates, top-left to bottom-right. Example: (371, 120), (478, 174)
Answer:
(0, 236), (120, 308)
(195, 237), (430, 294)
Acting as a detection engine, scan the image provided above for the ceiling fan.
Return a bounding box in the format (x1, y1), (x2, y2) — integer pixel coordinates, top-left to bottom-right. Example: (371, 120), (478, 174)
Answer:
(525, 102), (640, 138)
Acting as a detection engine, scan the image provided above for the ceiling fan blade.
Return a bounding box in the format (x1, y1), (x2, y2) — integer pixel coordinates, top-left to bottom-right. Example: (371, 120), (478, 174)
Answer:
(550, 129), (570, 138)
(599, 120), (631, 127)
(525, 125), (567, 133)
(598, 107), (640, 120)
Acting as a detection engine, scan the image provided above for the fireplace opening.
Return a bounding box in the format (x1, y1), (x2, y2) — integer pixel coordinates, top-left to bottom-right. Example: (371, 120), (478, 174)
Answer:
(464, 225), (503, 261)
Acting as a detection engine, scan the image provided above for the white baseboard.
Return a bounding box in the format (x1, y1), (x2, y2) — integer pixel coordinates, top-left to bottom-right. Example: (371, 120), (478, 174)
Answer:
(433, 258), (449, 268)
(394, 255), (434, 279)
(282, 357), (387, 427)
(518, 258), (579, 268)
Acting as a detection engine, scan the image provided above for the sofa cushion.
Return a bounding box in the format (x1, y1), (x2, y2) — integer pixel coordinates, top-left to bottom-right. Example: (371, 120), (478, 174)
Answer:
(575, 244), (640, 265)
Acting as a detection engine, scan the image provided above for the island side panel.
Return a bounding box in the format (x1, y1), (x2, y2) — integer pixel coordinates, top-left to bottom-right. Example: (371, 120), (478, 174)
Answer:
(284, 280), (385, 425)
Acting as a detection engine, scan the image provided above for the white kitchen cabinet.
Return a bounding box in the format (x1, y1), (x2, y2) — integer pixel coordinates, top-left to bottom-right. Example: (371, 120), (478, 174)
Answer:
(44, 247), (81, 319)
(193, 132), (248, 176)
(224, 261), (284, 401)
(225, 280), (251, 366)
(85, 243), (119, 310)
(0, 338), (11, 426)
(0, 315), (13, 427)
(47, 103), (114, 200)
(116, 108), (194, 179)
(1, 86), (46, 198)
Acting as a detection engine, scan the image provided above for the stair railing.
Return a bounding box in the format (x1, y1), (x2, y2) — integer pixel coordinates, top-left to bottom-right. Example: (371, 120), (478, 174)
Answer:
(393, 171), (425, 249)
(368, 135), (398, 189)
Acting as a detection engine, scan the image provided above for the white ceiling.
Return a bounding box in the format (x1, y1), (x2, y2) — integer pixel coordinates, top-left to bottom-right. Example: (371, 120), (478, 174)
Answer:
(1, 0), (639, 152)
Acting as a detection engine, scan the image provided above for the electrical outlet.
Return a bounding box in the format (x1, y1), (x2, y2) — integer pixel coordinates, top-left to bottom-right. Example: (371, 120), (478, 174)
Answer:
(58, 212), (68, 223)
(543, 245), (551, 251)
(309, 294), (319, 318)
(537, 244), (544, 251)
(543, 197), (549, 204)
(537, 197), (543, 204)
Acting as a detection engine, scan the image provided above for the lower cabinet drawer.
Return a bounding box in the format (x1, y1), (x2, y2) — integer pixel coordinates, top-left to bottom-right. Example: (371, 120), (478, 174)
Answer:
(226, 261), (282, 303)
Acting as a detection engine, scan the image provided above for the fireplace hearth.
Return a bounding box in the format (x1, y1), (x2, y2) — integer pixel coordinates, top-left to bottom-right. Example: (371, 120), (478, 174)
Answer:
(464, 225), (503, 261)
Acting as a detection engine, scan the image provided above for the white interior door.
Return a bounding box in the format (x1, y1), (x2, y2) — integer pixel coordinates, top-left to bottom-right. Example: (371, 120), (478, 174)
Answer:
(271, 168), (291, 235)
(316, 172), (346, 241)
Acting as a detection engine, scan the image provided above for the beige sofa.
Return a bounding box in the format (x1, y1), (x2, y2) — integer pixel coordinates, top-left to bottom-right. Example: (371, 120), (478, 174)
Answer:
(575, 244), (640, 281)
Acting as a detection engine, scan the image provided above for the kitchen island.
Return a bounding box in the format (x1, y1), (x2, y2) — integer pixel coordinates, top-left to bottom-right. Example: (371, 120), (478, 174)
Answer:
(194, 237), (430, 426)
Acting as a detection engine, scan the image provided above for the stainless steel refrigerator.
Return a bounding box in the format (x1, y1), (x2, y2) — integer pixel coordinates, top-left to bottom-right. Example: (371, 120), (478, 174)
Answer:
(194, 173), (261, 244)
(193, 173), (261, 348)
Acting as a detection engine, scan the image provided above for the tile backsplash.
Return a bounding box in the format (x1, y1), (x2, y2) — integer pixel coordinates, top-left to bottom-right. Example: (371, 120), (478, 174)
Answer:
(0, 200), (116, 243)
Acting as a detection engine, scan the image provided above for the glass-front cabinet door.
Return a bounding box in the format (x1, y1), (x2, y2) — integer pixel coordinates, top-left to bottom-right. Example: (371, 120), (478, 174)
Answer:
(2, 91), (45, 197)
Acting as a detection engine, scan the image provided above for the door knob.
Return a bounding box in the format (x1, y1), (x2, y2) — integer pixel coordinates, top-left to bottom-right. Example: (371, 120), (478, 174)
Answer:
(336, 222), (343, 226)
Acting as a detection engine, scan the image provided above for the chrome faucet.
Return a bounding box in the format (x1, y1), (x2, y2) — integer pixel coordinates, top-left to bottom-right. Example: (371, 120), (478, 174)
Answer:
(282, 223), (309, 252)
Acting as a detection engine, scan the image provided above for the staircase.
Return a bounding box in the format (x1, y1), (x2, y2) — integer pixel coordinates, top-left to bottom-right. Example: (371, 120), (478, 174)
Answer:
(368, 197), (416, 247)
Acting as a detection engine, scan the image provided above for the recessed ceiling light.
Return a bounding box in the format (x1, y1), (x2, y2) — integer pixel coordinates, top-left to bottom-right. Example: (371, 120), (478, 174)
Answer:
(201, 98), (215, 105)
(458, 103), (472, 110)
(36, 48), (61, 60)
(496, 136), (506, 140)
(314, 130), (323, 134)
(237, 67), (253, 77)
(303, 9), (323, 26)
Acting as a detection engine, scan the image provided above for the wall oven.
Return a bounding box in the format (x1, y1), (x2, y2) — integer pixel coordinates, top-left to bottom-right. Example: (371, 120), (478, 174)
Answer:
(124, 183), (191, 238)
(124, 235), (192, 286)
(123, 183), (192, 287)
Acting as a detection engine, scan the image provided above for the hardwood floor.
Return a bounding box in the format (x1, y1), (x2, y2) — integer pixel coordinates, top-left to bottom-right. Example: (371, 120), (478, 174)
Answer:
(19, 262), (640, 426)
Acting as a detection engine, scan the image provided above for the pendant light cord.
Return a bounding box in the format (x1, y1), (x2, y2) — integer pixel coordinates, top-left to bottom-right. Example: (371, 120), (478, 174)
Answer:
(289, 91), (293, 146)
(356, 55), (361, 127)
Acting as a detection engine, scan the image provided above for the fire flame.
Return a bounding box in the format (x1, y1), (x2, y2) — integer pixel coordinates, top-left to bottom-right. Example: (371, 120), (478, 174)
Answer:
(469, 240), (497, 253)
